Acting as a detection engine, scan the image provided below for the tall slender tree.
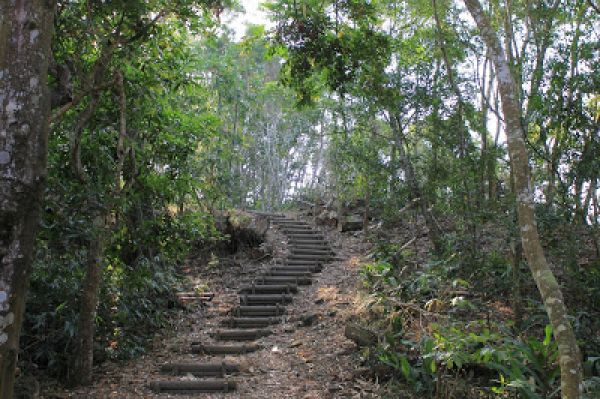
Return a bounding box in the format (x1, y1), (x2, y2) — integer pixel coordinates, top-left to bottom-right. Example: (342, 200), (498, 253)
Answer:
(0, 1), (56, 397)
(463, 0), (583, 397)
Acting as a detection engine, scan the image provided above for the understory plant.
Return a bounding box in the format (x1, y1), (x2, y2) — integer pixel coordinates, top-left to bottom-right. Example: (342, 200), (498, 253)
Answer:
(360, 255), (569, 398)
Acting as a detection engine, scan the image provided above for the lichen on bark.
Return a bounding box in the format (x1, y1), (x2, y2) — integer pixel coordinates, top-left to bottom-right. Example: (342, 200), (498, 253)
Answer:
(0, 1), (56, 397)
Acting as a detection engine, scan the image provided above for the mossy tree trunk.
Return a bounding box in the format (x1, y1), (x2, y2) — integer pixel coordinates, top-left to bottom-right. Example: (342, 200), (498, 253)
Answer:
(0, 1), (55, 397)
(463, 0), (583, 397)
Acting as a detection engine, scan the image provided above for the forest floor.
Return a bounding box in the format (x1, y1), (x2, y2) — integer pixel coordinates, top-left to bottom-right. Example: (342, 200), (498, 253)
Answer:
(41, 214), (386, 398)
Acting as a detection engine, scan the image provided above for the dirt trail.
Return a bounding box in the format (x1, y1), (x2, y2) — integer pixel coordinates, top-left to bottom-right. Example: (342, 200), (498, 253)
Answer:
(43, 214), (379, 398)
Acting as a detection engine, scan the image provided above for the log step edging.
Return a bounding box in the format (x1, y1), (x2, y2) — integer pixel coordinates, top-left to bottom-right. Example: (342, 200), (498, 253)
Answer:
(252, 276), (312, 285)
(287, 255), (332, 261)
(271, 266), (321, 273)
(282, 228), (320, 232)
(284, 260), (324, 266)
(160, 362), (239, 376)
(211, 328), (272, 341)
(234, 304), (287, 316)
(284, 233), (325, 238)
(289, 244), (332, 249)
(224, 317), (282, 328)
(281, 228), (314, 233)
(191, 342), (261, 355)
(149, 379), (236, 393)
(286, 236), (326, 242)
(239, 293), (294, 305)
(287, 240), (330, 245)
(264, 270), (312, 277)
(290, 249), (333, 255)
(239, 284), (298, 294)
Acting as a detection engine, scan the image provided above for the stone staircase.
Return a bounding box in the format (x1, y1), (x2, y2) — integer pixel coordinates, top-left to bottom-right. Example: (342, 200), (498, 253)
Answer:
(148, 213), (334, 394)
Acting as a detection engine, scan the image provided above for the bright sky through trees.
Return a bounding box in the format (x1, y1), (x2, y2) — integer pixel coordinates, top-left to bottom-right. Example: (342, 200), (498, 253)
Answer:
(227, 0), (270, 40)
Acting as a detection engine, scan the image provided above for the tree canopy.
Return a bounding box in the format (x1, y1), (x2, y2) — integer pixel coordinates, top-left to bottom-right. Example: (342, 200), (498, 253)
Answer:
(0, 0), (599, 397)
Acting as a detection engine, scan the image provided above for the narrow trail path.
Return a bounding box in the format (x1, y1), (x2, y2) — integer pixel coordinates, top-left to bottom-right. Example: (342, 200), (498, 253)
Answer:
(48, 213), (378, 398)
(149, 213), (339, 396)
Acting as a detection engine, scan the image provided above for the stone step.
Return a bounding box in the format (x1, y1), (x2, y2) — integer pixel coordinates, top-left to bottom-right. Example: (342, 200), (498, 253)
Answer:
(211, 328), (272, 341)
(289, 243), (331, 249)
(252, 276), (312, 285)
(264, 270), (312, 277)
(286, 235), (325, 240)
(149, 379), (236, 393)
(287, 239), (329, 245)
(286, 236), (326, 242)
(160, 362), (239, 377)
(191, 343), (261, 355)
(223, 317), (282, 328)
(239, 284), (298, 294)
(284, 260), (324, 266)
(239, 293), (294, 305)
(284, 230), (323, 236)
(280, 226), (313, 231)
(285, 234), (324, 239)
(233, 305), (287, 317)
(271, 265), (321, 273)
(290, 249), (333, 255)
(287, 254), (331, 261)
(149, 215), (333, 395)
(281, 227), (321, 235)
(250, 211), (285, 217)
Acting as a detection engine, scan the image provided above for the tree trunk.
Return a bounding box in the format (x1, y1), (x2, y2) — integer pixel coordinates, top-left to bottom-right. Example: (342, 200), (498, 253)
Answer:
(70, 70), (130, 386)
(70, 216), (105, 386)
(463, 0), (583, 397)
(363, 184), (370, 231)
(508, 167), (524, 329)
(510, 238), (523, 328)
(592, 180), (600, 257)
(0, 2), (55, 398)
(581, 177), (595, 225)
(390, 115), (444, 254)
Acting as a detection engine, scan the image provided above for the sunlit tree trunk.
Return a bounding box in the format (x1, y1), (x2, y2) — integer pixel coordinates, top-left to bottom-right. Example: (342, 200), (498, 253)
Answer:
(0, 2), (55, 397)
(463, 0), (583, 397)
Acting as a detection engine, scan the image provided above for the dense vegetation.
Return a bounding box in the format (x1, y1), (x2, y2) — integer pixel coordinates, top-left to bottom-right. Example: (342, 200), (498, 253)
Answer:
(265, 0), (600, 397)
(0, 0), (598, 398)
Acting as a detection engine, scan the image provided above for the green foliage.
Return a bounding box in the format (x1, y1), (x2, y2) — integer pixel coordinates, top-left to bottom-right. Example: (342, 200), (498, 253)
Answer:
(429, 323), (560, 398)
(361, 252), (447, 304)
(361, 261), (400, 292)
(269, 0), (391, 104)
(19, 0), (600, 391)
(194, 31), (324, 209)
(98, 256), (180, 360)
(375, 319), (561, 398)
(23, 247), (85, 378)
(22, 0), (235, 381)
(24, 208), (215, 373)
(359, 242), (570, 397)
(370, 241), (410, 269)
